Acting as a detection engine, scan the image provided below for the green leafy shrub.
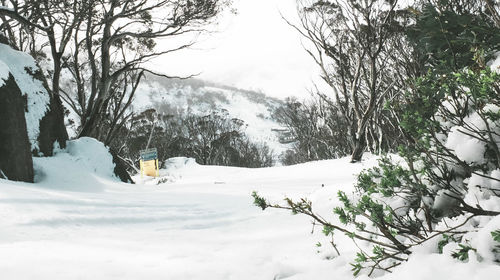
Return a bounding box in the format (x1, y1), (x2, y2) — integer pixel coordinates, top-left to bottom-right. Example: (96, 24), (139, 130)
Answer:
(253, 0), (500, 276)
(253, 67), (500, 276)
(451, 243), (477, 261)
(493, 230), (500, 262)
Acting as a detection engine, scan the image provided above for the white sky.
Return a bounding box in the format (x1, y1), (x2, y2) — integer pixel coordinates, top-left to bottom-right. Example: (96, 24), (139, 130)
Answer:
(152, 0), (320, 100)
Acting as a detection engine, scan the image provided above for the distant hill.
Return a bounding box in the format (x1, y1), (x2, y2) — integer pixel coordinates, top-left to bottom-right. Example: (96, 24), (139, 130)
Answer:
(133, 74), (291, 154)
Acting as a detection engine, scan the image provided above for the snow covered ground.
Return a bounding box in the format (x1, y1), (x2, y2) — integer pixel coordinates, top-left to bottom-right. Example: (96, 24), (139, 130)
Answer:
(0, 139), (499, 279)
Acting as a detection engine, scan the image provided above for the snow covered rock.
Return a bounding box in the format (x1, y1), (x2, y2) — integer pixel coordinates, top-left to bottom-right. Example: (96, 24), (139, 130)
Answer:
(110, 149), (134, 184)
(0, 41), (67, 157)
(37, 85), (68, 157)
(0, 71), (34, 182)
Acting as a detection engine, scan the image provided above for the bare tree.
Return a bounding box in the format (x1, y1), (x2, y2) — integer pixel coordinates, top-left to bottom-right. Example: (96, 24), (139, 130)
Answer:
(183, 110), (243, 165)
(276, 96), (351, 164)
(65, 0), (230, 141)
(0, 0), (47, 52)
(1, 1), (85, 94)
(290, 0), (402, 162)
(1, 0), (231, 145)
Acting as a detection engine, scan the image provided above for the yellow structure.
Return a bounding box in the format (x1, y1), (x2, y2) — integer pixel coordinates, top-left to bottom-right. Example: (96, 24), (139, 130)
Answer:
(139, 148), (159, 178)
(140, 159), (159, 177)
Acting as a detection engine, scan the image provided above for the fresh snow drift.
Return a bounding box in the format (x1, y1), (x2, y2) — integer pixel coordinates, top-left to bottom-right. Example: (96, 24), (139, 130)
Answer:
(0, 146), (499, 279)
(32, 137), (120, 192)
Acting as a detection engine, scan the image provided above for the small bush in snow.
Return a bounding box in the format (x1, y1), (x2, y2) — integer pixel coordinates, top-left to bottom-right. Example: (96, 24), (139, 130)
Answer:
(493, 230), (500, 262)
(253, 67), (500, 276)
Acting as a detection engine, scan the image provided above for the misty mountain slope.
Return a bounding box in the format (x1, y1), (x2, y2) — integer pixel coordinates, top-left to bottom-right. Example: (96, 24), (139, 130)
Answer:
(133, 75), (291, 154)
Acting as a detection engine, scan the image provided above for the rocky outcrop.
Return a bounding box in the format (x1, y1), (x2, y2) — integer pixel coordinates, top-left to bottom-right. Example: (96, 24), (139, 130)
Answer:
(0, 40), (132, 184)
(0, 42), (68, 157)
(38, 93), (68, 156)
(31, 67), (68, 156)
(0, 40), (68, 182)
(0, 73), (34, 182)
(110, 149), (135, 184)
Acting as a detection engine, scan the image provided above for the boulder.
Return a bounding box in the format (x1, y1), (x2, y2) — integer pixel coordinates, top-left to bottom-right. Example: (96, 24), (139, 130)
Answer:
(0, 72), (34, 182)
(0, 41), (131, 184)
(110, 149), (135, 184)
(0, 42), (68, 156)
(33, 69), (68, 156)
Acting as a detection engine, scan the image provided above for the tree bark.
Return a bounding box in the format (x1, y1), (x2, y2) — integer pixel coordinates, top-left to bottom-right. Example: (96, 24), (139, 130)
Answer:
(351, 132), (366, 163)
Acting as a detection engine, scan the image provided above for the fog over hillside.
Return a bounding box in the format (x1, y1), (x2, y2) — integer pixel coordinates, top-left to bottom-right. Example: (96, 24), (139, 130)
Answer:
(133, 74), (291, 155)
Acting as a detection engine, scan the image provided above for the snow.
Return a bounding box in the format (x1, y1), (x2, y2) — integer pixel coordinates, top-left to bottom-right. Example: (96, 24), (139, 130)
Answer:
(446, 125), (486, 164)
(0, 43), (50, 152)
(32, 137), (119, 192)
(377, 250), (499, 280)
(0, 6), (14, 12)
(488, 51), (500, 73)
(0, 143), (499, 279)
(0, 60), (10, 87)
(444, 105), (499, 165)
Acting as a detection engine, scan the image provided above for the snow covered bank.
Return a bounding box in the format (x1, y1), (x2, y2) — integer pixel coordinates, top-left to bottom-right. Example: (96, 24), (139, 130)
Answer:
(0, 154), (498, 279)
(33, 137), (121, 192)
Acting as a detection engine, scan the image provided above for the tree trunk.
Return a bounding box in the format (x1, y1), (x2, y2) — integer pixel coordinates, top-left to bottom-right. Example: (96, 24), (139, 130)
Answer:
(78, 102), (102, 137)
(350, 132), (366, 163)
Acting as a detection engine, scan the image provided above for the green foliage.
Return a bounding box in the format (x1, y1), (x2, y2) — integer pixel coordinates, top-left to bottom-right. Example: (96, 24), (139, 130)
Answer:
(438, 234), (459, 254)
(252, 0), (500, 276)
(371, 246), (386, 261)
(355, 156), (422, 198)
(252, 192), (268, 211)
(400, 72), (443, 140)
(349, 246), (389, 276)
(322, 225), (335, 236)
(335, 191), (385, 232)
(351, 262), (364, 277)
(346, 64), (499, 273)
(355, 251), (368, 263)
(401, 68), (500, 186)
(492, 230), (500, 243)
(293, 47), (499, 278)
(333, 206), (349, 225)
(351, 251), (368, 276)
(451, 244), (477, 261)
(409, 0), (500, 71)
(493, 230), (500, 262)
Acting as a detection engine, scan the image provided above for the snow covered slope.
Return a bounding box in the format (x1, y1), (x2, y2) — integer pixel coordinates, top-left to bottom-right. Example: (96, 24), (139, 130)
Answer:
(1, 150), (499, 279)
(134, 75), (290, 154)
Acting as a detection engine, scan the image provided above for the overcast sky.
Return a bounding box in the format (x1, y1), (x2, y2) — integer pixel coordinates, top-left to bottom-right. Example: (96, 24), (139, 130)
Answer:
(152, 0), (320, 100)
